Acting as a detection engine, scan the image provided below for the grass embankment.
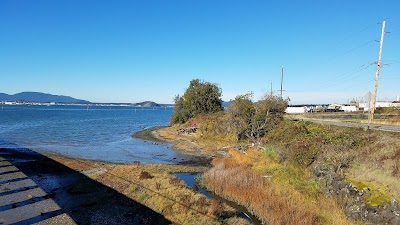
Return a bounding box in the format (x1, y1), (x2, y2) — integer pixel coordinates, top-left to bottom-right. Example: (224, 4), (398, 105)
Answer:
(157, 113), (243, 153)
(162, 114), (400, 224)
(50, 155), (249, 225)
(202, 150), (350, 225)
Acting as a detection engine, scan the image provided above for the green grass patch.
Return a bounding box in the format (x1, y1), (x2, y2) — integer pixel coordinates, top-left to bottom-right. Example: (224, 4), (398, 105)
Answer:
(260, 145), (279, 160)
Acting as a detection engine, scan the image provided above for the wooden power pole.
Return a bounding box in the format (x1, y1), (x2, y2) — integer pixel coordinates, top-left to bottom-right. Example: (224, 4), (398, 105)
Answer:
(280, 65), (284, 98)
(270, 81), (273, 96)
(370, 21), (386, 122)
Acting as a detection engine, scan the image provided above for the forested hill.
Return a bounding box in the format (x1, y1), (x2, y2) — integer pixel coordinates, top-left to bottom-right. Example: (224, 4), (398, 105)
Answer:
(0, 92), (91, 104)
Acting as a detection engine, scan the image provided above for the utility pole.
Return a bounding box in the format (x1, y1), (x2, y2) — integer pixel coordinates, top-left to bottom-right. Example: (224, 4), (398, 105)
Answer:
(367, 91), (371, 122)
(279, 65), (284, 98)
(371, 21), (386, 122)
(270, 80), (273, 96)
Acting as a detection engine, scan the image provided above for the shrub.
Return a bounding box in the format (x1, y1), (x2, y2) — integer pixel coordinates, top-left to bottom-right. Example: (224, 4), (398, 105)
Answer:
(227, 93), (288, 144)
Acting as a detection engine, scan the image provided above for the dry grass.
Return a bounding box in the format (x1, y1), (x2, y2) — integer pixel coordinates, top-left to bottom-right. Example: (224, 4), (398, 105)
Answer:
(202, 151), (352, 225)
(373, 117), (400, 125)
(156, 112), (400, 224)
(207, 199), (222, 216)
(158, 125), (233, 153)
(288, 111), (400, 125)
(96, 163), (248, 225)
(49, 155), (249, 224)
(349, 131), (400, 200)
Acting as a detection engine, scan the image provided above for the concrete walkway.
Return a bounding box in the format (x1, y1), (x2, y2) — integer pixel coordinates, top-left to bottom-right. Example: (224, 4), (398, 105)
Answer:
(0, 156), (76, 225)
(0, 147), (172, 225)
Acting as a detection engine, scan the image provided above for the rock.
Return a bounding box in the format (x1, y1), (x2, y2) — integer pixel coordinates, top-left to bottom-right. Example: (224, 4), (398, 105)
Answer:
(380, 209), (396, 223)
(391, 198), (398, 211)
(312, 161), (400, 225)
(391, 215), (400, 224)
(313, 164), (330, 177)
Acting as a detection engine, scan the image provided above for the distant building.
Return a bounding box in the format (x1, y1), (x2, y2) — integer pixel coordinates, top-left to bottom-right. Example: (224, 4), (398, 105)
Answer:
(359, 101), (400, 111)
(285, 106), (307, 114)
(340, 105), (357, 112)
(326, 104), (343, 112)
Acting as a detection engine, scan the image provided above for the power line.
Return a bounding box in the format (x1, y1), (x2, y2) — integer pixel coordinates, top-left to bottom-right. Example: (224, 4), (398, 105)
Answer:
(318, 39), (377, 66)
(317, 63), (374, 89)
(328, 23), (376, 49)
(68, 158), (220, 224)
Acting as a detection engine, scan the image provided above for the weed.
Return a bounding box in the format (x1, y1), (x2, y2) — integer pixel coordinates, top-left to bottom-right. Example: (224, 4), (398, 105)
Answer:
(194, 197), (207, 213)
(207, 199), (221, 216)
(393, 161), (400, 177)
(155, 182), (161, 191)
(178, 194), (192, 214)
(163, 204), (174, 216)
(137, 193), (149, 203)
(139, 171), (154, 179)
(169, 177), (181, 186)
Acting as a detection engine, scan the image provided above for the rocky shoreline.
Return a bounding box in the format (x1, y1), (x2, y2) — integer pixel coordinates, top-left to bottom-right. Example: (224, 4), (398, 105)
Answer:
(313, 164), (400, 224)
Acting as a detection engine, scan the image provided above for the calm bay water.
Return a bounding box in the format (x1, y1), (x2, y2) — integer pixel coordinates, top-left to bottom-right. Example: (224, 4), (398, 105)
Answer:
(0, 105), (190, 164)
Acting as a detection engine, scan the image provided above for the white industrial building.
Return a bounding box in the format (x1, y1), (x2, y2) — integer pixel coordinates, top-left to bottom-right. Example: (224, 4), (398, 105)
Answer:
(285, 106), (307, 114)
(340, 105), (358, 112)
(359, 101), (400, 112)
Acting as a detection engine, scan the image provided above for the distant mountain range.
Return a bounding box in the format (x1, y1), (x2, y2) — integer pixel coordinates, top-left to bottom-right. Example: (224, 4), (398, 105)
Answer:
(222, 101), (232, 108)
(0, 92), (231, 107)
(0, 92), (91, 104)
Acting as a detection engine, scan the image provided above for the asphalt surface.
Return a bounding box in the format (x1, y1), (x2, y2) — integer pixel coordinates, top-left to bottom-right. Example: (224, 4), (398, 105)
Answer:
(304, 119), (400, 132)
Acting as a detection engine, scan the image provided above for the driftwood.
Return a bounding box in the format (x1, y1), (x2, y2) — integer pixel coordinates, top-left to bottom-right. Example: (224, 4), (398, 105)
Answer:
(177, 125), (198, 135)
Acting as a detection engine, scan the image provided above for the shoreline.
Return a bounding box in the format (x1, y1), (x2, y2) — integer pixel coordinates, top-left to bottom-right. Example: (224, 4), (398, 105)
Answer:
(0, 126), (251, 224)
(133, 126), (219, 167)
(132, 126), (168, 142)
(0, 145), (248, 224)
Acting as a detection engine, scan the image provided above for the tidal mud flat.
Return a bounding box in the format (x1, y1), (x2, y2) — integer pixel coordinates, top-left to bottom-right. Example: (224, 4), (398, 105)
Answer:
(133, 126), (221, 167)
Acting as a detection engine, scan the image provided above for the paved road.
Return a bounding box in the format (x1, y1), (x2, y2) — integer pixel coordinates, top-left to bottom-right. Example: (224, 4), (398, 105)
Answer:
(304, 119), (400, 133)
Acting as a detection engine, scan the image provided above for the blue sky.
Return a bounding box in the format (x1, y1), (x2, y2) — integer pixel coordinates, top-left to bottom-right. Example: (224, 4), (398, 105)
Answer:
(1, 0), (399, 104)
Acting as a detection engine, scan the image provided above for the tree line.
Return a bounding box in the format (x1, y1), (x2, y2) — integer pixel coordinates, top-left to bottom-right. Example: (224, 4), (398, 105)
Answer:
(170, 79), (288, 144)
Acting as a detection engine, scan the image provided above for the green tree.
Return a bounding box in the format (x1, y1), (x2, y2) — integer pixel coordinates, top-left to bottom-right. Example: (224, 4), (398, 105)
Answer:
(227, 93), (255, 141)
(170, 79), (223, 124)
(228, 94), (288, 144)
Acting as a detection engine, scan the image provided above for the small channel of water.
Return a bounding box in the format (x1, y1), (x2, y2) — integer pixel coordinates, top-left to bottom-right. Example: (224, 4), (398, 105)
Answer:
(173, 172), (263, 225)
